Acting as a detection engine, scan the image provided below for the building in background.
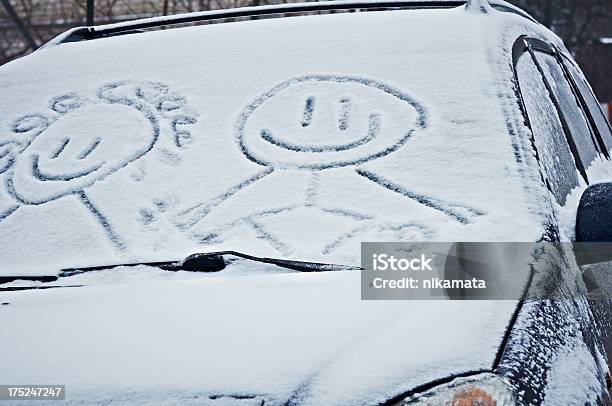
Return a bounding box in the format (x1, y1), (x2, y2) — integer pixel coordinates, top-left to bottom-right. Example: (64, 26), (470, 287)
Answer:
(510, 0), (611, 123)
(1, 0), (611, 122)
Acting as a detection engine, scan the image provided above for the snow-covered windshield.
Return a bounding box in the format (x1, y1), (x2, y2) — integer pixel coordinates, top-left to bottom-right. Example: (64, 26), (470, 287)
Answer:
(0, 7), (544, 274)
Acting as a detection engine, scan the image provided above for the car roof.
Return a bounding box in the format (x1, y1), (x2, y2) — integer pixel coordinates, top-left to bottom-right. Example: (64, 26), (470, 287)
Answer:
(42, 0), (537, 47)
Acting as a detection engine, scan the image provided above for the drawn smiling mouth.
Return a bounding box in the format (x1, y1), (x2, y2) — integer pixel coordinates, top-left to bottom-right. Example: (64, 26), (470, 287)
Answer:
(260, 112), (381, 153)
(31, 154), (105, 182)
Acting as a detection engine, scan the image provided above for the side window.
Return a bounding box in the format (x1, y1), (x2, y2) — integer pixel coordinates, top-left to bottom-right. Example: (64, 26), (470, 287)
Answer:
(533, 52), (600, 169)
(516, 53), (579, 205)
(565, 61), (612, 155)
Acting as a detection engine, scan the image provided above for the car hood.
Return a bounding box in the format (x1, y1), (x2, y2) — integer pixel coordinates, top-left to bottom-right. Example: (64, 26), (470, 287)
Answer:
(0, 264), (518, 405)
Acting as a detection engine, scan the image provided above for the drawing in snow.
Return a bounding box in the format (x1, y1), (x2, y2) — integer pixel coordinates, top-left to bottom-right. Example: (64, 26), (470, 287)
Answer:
(173, 75), (483, 256)
(0, 81), (197, 251)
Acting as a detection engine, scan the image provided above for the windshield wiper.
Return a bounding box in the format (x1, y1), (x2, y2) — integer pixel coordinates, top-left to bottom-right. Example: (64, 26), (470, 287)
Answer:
(1, 251), (358, 287)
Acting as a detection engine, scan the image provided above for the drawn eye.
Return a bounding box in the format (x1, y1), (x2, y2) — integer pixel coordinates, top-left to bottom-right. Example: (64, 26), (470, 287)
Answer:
(47, 137), (100, 161)
(299, 96), (353, 130)
(301, 96), (315, 127)
(338, 97), (352, 131)
(50, 138), (70, 159)
(78, 138), (102, 160)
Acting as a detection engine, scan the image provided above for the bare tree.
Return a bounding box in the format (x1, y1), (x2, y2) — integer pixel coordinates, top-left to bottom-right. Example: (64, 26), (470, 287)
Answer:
(509, 0), (611, 101)
(510, 0), (611, 51)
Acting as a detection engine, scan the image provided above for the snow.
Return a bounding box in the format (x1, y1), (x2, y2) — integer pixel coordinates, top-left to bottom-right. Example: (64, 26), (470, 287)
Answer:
(542, 336), (605, 405)
(0, 4), (609, 405)
(0, 261), (518, 405)
(0, 5), (545, 275)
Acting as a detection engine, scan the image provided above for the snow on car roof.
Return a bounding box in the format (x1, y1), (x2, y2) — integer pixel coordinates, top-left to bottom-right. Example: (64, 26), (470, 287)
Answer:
(0, 5), (552, 274)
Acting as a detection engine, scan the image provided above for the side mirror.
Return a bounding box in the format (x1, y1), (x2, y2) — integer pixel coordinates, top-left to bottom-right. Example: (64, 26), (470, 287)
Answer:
(574, 182), (612, 266)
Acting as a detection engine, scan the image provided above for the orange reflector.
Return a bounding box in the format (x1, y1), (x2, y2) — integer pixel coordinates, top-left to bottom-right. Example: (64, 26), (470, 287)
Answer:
(452, 387), (496, 406)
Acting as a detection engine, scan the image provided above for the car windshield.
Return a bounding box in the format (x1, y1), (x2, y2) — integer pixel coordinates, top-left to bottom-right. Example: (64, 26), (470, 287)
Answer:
(0, 7), (543, 274)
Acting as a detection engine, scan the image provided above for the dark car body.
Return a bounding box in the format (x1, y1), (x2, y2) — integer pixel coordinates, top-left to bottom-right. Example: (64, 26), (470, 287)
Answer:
(0, 1), (611, 405)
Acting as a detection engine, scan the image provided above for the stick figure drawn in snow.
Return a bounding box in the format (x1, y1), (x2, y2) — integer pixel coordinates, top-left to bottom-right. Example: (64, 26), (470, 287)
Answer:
(0, 81), (197, 251)
(174, 75), (483, 255)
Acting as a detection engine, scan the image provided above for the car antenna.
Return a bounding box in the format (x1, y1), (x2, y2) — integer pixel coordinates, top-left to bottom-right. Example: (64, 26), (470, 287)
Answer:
(465, 0), (493, 14)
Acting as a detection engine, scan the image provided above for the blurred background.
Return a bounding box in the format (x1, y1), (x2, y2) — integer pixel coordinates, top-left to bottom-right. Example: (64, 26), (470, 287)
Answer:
(0, 0), (610, 119)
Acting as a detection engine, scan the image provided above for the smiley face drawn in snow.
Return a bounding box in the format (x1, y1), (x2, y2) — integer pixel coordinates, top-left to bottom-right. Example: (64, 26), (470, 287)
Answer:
(1, 81), (198, 251)
(236, 75), (427, 170)
(12, 103), (156, 204)
(174, 75), (483, 256)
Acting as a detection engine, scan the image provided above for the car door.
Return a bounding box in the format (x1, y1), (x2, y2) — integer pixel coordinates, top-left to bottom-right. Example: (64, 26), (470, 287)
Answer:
(558, 52), (612, 383)
(513, 35), (612, 401)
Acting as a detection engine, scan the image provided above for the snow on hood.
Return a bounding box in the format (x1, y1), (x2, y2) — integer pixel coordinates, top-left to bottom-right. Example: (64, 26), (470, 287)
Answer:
(0, 262), (518, 405)
(0, 6), (544, 275)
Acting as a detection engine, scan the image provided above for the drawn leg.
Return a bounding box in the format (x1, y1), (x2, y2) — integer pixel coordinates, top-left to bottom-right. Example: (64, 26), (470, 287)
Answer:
(321, 224), (373, 255)
(355, 168), (483, 224)
(190, 205), (299, 252)
(174, 167), (274, 230)
(243, 217), (295, 256)
(77, 190), (127, 251)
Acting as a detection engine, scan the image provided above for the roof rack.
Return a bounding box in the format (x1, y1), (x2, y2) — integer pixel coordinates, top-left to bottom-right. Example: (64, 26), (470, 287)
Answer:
(42, 0), (535, 47)
(46, 0), (466, 45)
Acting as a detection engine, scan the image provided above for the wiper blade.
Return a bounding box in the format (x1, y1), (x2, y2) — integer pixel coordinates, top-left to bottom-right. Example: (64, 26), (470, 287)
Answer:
(0, 252), (358, 291)
(183, 251), (359, 273)
(58, 251), (357, 276)
(0, 251), (358, 288)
